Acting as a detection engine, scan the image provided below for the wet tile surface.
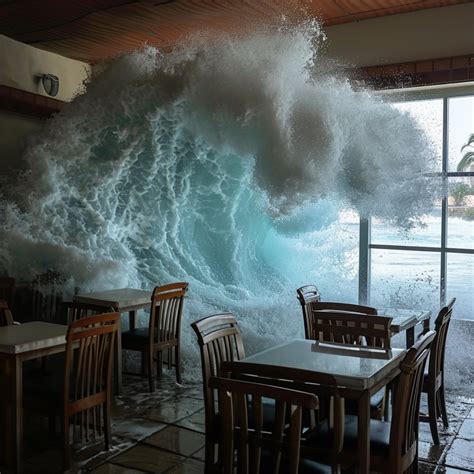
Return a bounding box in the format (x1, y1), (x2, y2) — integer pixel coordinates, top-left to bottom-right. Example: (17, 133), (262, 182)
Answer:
(90, 463), (148, 473)
(144, 425), (205, 457)
(12, 372), (474, 473)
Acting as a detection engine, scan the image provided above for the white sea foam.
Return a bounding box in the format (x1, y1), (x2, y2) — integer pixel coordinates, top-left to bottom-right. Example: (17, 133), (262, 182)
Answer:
(3, 23), (468, 387)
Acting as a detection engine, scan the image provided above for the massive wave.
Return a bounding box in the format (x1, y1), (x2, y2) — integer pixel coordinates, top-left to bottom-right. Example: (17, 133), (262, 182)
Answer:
(0, 23), (442, 377)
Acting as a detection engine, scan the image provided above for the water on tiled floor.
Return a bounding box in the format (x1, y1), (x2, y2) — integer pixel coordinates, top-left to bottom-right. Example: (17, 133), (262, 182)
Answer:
(19, 372), (474, 473)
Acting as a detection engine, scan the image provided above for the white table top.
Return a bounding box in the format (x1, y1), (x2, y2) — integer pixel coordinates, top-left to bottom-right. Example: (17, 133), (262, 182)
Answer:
(240, 339), (405, 390)
(0, 321), (67, 355)
(74, 288), (152, 309)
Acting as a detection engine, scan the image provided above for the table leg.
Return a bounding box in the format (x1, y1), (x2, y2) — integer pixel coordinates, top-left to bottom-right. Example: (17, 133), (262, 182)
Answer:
(406, 327), (415, 348)
(357, 391), (370, 474)
(422, 318), (430, 335)
(7, 357), (23, 473)
(129, 310), (136, 331)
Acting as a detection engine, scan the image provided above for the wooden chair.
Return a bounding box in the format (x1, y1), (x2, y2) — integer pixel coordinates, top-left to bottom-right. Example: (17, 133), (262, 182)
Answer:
(24, 312), (119, 470)
(309, 309), (391, 420)
(309, 330), (436, 474)
(296, 285), (321, 339)
(309, 310), (392, 349)
(296, 285), (377, 340)
(0, 299), (14, 326)
(220, 361), (343, 473)
(191, 313), (246, 471)
(420, 298), (455, 444)
(209, 376), (332, 474)
(122, 282), (188, 391)
(0, 277), (15, 308)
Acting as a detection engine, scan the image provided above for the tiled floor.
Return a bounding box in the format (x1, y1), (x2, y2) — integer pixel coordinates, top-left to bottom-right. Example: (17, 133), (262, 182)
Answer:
(19, 372), (474, 473)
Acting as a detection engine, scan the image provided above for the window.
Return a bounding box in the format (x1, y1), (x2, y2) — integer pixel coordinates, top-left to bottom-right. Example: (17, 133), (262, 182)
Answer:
(359, 87), (474, 320)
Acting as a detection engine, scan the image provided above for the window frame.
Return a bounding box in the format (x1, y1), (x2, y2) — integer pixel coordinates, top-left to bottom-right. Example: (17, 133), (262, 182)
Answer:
(358, 83), (474, 308)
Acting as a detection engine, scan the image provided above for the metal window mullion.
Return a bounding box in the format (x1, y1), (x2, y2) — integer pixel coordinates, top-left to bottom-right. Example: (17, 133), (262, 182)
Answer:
(440, 97), (449, 306)
(358, 217), (371, 305)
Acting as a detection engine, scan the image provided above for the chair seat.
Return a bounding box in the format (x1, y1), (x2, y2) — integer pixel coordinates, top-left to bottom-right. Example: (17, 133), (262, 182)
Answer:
(307, 415), (390, 456)
(345, 388), (385, 415)
(122, 327), (176, 348)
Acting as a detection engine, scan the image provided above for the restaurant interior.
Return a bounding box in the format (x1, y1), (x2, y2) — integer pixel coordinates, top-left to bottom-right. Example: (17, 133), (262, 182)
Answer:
(0, 1), (473, 473)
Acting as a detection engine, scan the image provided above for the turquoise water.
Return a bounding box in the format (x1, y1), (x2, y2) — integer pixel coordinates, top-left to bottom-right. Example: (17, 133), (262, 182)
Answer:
(0, 25), (451, 368)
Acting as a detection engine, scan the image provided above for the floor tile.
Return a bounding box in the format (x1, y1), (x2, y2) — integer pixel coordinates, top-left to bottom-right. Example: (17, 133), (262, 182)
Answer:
(111, 417), (166, 441)
(191, 447), (206, 462)
(457, 419), (474, 441)
(141, 397), (203, 424)
(174, 409), (206, 434)
(436, 466), (474, 473)
(143, 425), (205, 457)
(112, 444), (185, 473)
(419, 461), (437, 473)
(90, 462), (149, 473)
(166, 458), (205, 473)
(444, 438), (474, 471)
(419, 440), (448, 465)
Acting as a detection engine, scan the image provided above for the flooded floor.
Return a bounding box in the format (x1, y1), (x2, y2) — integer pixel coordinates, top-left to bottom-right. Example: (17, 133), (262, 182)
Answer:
(19, 372), (474, 473)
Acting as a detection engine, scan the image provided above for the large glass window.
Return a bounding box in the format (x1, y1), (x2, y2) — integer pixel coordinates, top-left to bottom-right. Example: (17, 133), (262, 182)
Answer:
(360, 90), (474, 320)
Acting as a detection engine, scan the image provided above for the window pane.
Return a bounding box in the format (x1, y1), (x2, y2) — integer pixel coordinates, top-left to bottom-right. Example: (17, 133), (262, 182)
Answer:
(447, 253), (474, 320)
(448, 96), (474, 172)
(370, 249), (440, 311)
(394, 99), (443, 171)
(371, 206), (441, 247)
(448, 178), (474, 250)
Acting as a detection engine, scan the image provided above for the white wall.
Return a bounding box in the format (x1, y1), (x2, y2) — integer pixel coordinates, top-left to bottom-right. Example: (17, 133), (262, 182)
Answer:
(325, 3), (474, 67)
(0, 35), (90, 102)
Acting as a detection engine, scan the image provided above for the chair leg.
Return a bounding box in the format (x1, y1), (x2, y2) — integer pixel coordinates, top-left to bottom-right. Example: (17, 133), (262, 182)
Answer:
(383, 385), (391, 421)
(157, 351), (163, 377)
(63, 414), (70, 471)
(141, 352), (148, 376)
(103, 402), (111, 450)
(427, 390), (440, 444)
(148, 350), (155, 393)
(438, 386), (449, 428)
(205, 439), (216, 473)
(175, 345), (182, 385)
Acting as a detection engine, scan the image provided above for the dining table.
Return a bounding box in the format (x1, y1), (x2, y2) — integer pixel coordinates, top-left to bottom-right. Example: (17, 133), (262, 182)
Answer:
(73, 287), (152, 394)
(221, 339), (406, 474)
(0, 321), (68, 473)
(381, 308), (431, 347)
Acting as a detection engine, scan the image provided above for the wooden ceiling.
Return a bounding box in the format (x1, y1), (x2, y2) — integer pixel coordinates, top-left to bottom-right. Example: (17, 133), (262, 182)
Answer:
(0, 0), (472, 63)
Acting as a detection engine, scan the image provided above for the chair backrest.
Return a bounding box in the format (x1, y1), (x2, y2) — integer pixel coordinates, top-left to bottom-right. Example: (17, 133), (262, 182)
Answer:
(296, 285), (377, 339)
(191, 313), (245, 436)
(62, 302), (114, 325)
(0, 299), (14, 326)
(429, 298), (455, 382)
(209, 376), (318, 474)
(389, 331), (436, 472)
(309, 309), (392, 348)
(0, 277), (15, 307)
(296, 285), (321, 339)
(149, 282), (188, 346)
(64, 312), (119, 442)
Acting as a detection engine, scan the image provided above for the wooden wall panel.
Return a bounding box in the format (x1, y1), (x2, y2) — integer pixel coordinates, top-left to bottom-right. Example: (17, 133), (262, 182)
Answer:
(0, 0), (472, 63)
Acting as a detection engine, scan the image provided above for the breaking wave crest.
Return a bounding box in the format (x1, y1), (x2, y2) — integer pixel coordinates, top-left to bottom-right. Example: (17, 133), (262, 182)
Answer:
(0, 23), (439, 376)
